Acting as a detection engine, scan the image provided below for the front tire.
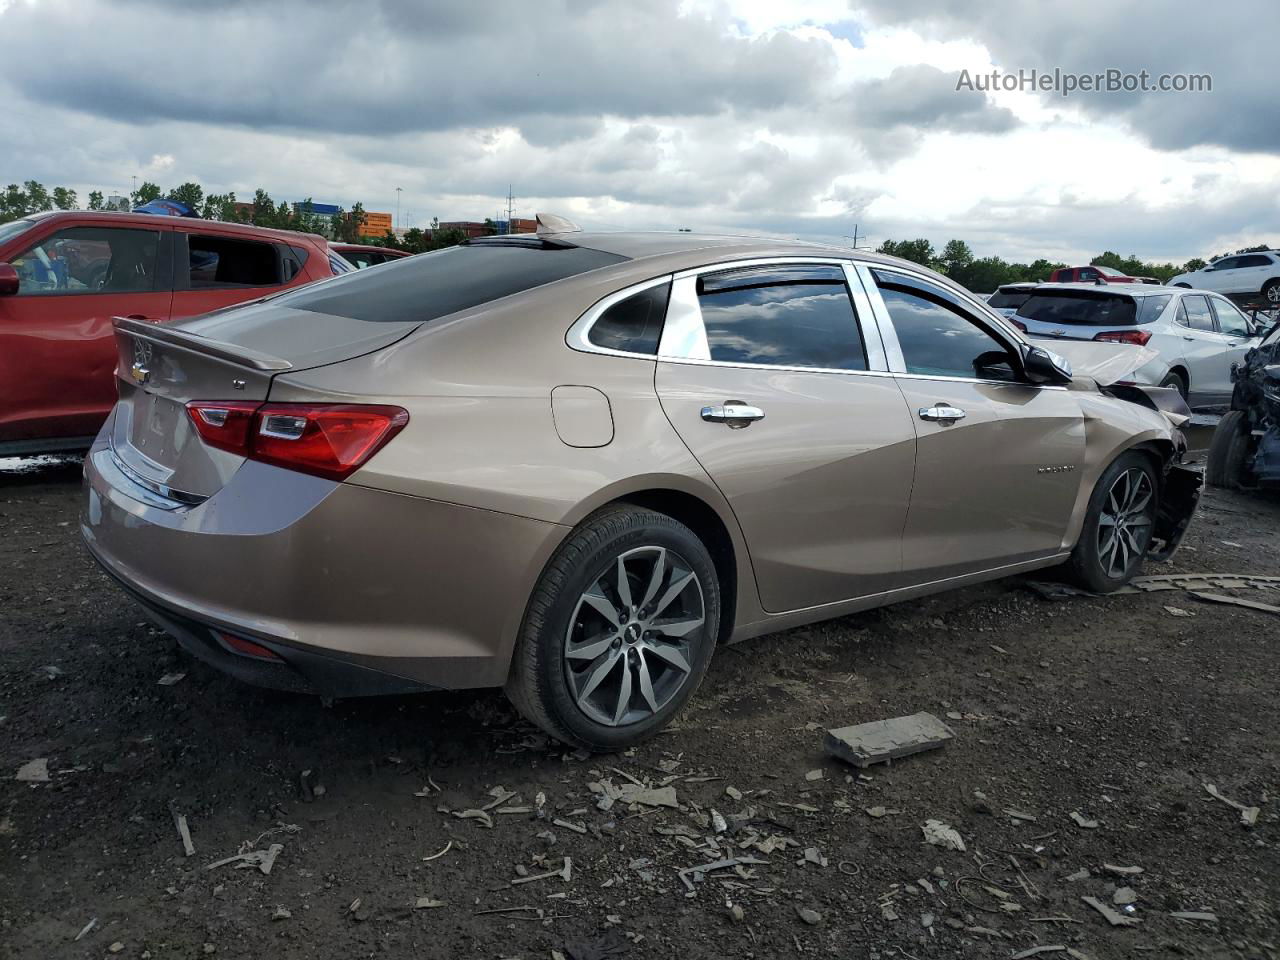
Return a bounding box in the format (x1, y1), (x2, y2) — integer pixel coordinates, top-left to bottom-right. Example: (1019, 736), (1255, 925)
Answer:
(1066, 452), (1159, 593)
(506, 506), (720, 751)
(1206, 409), (1252, 489)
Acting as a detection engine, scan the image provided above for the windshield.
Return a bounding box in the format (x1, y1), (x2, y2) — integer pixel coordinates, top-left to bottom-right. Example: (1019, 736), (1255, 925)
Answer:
(988, 288), (1032, 309)
(1095, 265), (1126, 277)
(1017, 290), (1139, 326)
(0, 218), (35, 248)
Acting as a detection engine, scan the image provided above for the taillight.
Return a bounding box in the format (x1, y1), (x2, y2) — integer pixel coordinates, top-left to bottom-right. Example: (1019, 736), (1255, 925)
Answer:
(186, 401), (259, 454)
(185, 402), (408, 481)
(1093, 329), (1151, 346)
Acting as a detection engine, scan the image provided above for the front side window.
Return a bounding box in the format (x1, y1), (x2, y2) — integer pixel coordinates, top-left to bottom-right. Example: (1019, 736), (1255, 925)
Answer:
(12, 226), (160, 295)
(1179, 295), (1215, 331)
(1079, 267), (1099, 280)
(872, 269), (1017, 381)
(1211, 257), (1239, 272)
(1211, 297), (1252, 337)
(589, 282), (670, 355)
(695, 264), (866, 370)
(186, 234), (281, 287)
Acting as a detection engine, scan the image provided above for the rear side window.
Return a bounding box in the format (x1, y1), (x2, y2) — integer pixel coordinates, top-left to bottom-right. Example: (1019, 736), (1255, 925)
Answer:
(280, 243), (627, 323)
(696, 264), (866, 370)
(187, 234), (281, 287)
(1179, 295), (1215, 331)
(1238, 254), (1271, 268)
(1017, 291), (1137, 326)
(12, 226), (160, 295)
(1135, 295), (1171, 324)
(988, 288), (1031, 310)
(589, 282), (670, 354)
(328, 253), (354, 275)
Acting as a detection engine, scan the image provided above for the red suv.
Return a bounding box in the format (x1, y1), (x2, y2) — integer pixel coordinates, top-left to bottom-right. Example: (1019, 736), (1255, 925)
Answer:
(0, 212), (346, 456)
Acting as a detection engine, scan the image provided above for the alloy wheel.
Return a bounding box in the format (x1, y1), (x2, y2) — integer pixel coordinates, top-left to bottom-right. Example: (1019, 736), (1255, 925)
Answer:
(563, 546), (706, 727)
(1097, 467), (1154, 579)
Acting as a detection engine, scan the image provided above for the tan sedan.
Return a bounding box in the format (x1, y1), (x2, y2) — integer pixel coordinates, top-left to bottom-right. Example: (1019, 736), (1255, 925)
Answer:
(82, 219), (1200, 749)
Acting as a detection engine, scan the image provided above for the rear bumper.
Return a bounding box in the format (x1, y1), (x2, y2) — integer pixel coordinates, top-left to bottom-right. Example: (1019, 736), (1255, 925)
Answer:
(82, 427), (566, 695)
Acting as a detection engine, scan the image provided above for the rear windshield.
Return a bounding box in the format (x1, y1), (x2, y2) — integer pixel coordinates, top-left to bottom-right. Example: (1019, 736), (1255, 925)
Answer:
(276, 243), (627, 323)
(1017, 290), (1143, 326)
(988, 288), (1032, 309)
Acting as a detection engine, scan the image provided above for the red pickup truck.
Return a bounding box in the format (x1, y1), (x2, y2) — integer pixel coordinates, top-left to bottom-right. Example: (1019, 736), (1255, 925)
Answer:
(0, 211), (347, 456)
(1048, 264), (1158, 284)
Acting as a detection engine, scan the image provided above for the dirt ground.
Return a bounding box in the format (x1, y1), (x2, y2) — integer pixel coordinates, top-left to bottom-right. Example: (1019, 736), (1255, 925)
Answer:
(2, 436), (1277, 960)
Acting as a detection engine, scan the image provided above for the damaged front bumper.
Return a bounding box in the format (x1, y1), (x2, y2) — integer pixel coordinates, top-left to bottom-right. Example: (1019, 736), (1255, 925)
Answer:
(1148, 463), (1202, 561)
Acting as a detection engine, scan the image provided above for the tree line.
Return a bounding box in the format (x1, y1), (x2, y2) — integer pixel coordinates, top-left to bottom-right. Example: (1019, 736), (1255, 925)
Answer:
(876, 238), (1274, 291)
(4, 178), (1272, 280)
(0, 178), (473, 253)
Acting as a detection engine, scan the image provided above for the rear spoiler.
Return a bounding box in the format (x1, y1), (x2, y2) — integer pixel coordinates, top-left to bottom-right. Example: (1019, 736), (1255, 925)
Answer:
(112, 316), (292, 372)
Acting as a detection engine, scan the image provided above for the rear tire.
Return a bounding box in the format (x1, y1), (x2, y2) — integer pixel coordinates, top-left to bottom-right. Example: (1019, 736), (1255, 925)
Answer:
(1206, 409), (1252, 489)
(506, 506), (720, 751)
(1262, 279), (1280, 307)
(1066, 452), (1160, 593)
(1160, 370), (1188, 400)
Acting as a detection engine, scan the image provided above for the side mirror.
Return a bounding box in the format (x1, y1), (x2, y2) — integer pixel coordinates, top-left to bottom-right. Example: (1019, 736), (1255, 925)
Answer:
(1023, 345), (1073, 384)
(0, 263), (18, 297)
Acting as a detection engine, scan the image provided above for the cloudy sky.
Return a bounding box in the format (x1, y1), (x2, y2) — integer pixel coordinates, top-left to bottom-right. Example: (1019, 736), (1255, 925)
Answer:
(1, 0), (1276, 264)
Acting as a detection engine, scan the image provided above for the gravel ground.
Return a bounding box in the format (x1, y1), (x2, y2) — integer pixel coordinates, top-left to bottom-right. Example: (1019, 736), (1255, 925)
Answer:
(1, 444), (1277, 960)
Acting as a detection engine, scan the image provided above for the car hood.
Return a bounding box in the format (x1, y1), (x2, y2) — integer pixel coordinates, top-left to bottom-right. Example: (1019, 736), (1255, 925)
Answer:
(1027, 337), (1162, 387)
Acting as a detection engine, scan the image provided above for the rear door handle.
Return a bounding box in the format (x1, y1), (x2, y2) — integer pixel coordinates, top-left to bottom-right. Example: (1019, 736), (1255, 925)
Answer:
(918, 403), (966, 423)
(1182, 335), (1196, 341)
(701, 401), (765, 428)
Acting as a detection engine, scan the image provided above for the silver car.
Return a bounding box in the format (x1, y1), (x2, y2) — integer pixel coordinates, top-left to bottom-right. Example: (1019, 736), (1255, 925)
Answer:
(1013, 283), (1262, 408)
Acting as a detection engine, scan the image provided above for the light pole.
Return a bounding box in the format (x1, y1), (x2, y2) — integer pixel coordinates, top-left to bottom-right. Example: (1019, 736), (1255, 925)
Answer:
(395, 187), (402, 231)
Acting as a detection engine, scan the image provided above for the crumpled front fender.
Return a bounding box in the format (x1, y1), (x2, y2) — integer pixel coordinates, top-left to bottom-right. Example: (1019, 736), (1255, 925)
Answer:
(1148, 463), (1202, 561)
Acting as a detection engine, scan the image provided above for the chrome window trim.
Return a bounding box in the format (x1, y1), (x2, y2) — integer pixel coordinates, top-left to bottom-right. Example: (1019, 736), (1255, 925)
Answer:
(565, 274), (675, 359)
(854, 263), (907, 373)
(858, 260), (1030, 344)
(842, 262), (888, 371)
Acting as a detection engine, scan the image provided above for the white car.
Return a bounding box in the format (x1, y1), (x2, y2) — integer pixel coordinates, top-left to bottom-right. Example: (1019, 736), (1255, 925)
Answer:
(1168, 251), (1280, 307)
(1012, 283), (1264, 408)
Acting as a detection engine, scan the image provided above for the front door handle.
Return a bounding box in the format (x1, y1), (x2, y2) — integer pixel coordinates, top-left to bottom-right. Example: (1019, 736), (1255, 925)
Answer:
(701, 401), (765, 428)
(125, 314), (163, 324)
(918, 403), (966, 423)
(1182, 335), (1196, 341)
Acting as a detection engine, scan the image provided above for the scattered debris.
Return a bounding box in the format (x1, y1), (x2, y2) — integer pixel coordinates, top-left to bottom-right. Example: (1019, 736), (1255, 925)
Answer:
(299, 769), (323, 802)
(800, 847), (827, 867)
(725, 785), (743, 802)
(414, 897), (446, 909)
(864, 806), (902, 818)
(15, 758), (50, 783)
(617, 784), (678, 808)
(1164, 606), (1194, 617)
(553, 818), (587, 835)
(1063, 868), (1089, 882)
(1102, 863), (1144, 876)
(677, 856), (768, 893)
(271, 906), (292, 921)
(728, 903), (744, 923)
(157, 671), (186, 686)
(796, 906), (822, 925)
(1069, 811), (1099, 829)
(205, 843), (283, 875)
(1204, 783), (1260, 827)
(170, 804), (195, 857)
(452, 808), (494, 829)
(921, 819), (965, 852)
(73, 918), (97, 941)
(824, 712), (954, 768)
(1024, 581), (1095, 600)
(1081, 895), (1140, 927)
(1113, 887), (1138, 905)
(422, 840), (453, 862)
(1011, 947), (1066, 959)
(108, 941), (124, 953)
(1003, 808), (1038, 822)
(510, 856), (572, 885)
(1170, 911), (1218, 923)
(804, 768), (825, 781)
(1190, 591), (1280, 616)
(710, 809), (727, 834)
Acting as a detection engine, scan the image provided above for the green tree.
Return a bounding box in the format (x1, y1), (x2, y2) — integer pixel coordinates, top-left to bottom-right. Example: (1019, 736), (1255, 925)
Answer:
(130, 181), (162, 207)
(1182, 257), (1207, 273)
(1, 183), (27, 221)
(52, 186), (78, 210)
(201, 192), (237, 221)
(24, 180), (52, 212)
(87, 190), (104, 211)
(401, 227), (426, 253)
(938, 239), (974, 278)
(877, 238), (935, 267)
(167, 181), (204, 210)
